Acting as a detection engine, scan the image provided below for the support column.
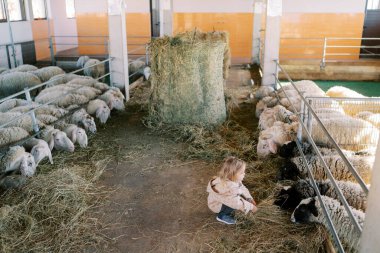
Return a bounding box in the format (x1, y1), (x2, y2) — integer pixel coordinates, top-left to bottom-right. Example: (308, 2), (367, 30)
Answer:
(360, 137), (380, 252)
(160, 0), (173, 37)
(261, 0), (282, 87)
(108, 0), (130, 100)
(252, 0), (263, 64)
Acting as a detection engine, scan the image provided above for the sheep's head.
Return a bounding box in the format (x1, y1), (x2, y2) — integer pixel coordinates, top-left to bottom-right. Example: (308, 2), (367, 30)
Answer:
(278, 141), (297, 158)
(31, 142), (53, 165)
(291, 197), (319, 223)
(277, 161), (300, 181)
(109, 96), (125, 111)
(77, 56), (90, 68)
(96, 104), (111, 124)
(81, 114), (97, 134)
(74, 127), (88, 148)
(52, 131), (75, 152)
(257, 133), (277, 157)
(274, 180), (315, 210)
(143, 66), (151, 80)
(20, 153), (36, 177)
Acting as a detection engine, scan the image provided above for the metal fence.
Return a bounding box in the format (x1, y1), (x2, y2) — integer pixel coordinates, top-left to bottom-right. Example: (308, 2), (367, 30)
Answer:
(302, 96), (380, 151)
(274, 60), (369, 253)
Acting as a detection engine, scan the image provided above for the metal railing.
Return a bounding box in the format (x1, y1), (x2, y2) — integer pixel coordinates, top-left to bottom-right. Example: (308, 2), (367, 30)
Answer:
(274, 60), (368, 253)
(0, 58), (113, 134)
(278, 37), (380, 69)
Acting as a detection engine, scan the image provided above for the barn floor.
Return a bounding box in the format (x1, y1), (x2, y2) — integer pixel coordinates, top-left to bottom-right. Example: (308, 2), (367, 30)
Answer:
(90, 66), (326, 252)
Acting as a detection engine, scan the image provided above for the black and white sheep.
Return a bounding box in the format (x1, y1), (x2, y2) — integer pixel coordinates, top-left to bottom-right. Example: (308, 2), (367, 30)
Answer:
(275, 179), (367, 211)
(291, 196), (364, 252)
(278, 154), (374, 183)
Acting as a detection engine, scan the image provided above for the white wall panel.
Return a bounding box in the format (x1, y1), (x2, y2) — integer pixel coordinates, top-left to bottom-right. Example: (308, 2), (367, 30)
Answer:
(125, 0), (150, 13)
(173, 0), (254, 13)
(283, 0), (366, 13)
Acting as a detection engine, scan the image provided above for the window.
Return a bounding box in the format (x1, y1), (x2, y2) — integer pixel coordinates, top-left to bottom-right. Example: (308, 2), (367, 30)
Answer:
(31, 0), (47, 19)
(0, 0), (26, 22)
(367, 0), (380, 9)
(65, 0), (75, 18)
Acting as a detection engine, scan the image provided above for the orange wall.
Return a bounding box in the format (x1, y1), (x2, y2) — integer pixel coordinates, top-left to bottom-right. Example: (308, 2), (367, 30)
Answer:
(280, 13), (365, 60)
(76, 13), (151, 55)
(31, 20), (54, 60)
(173, 13), (254, 61)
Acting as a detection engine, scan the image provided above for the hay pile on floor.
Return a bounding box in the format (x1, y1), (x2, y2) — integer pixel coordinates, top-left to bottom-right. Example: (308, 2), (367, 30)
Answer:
(148, 30), (230, 125)
(0, 133), (120, 252)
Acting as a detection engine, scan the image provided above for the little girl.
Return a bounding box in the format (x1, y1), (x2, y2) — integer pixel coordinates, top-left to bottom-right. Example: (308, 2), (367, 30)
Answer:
(207, 156), (257, 225)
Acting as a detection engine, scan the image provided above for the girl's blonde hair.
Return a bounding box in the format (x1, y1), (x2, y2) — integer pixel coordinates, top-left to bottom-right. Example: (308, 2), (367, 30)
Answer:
(218, 156), (246, 182)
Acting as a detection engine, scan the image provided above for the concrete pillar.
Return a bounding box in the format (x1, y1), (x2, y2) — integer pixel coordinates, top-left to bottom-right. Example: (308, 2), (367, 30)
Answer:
(108, 0), (130, 100)
(252, 0), (263, 64)
(360, 137), (380, 252)
(160, 0), (173, 37)
(261, 0), (282, 87)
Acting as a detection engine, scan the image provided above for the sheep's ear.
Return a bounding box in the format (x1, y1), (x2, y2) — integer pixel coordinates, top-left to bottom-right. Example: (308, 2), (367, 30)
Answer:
(268, 140), (277, 154)
(48, 137), (54, 151)
(77, 56), (84, 67)
(308, 199), (318, 217)
(261, 133), (273, 140)
(71, 130), (77, 143)
(48, 152), (53, 164)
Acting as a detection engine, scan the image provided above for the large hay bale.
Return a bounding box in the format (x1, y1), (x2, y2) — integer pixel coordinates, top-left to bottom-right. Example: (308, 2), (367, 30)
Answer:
(148, 31), (230, 125)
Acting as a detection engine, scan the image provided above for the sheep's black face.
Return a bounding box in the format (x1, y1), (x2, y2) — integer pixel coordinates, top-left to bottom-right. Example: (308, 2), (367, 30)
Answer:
(277, 161), (300, 181)
(291, 198), (319, 224)
(278, 141), (297, 158)
(274, 187), (303, 210)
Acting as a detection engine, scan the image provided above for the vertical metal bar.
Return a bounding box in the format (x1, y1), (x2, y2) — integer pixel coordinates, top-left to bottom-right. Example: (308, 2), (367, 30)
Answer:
(24, 88), (39, 133)
(297, 99), (305, 142)
(107, 39), (113, 87)
(307, 98), (313, 137)
(274, 59), (279, 81)
(49, 37), (56, 65)
(321, 37), (327, 69)
(4, 0), (17, 68)
(145, 44), (149, 65)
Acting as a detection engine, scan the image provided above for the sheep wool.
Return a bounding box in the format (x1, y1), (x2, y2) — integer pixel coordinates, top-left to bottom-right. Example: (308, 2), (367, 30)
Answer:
(29, 66), (65, 82)
(0, 72), (42, 98)
(2, 64), (38, 74)
(87, 99), (111, 124)
(0, 146), (36, 177)
(0, 127), (30, 147)
(0, 112), (45, 132)
(291, 196), (364, 252)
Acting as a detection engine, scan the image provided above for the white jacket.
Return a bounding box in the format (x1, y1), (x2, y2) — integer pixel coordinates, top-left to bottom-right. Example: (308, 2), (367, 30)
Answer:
(207, 176), (254, 214)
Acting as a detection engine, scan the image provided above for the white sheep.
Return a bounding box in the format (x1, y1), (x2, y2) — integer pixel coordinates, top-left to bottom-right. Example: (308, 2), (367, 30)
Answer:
(29, 66), (65, 83)
(67, 78), (109, 92)
(77, 56), (105, 80)
(275, 179), (367, 211)
(258, 105), (297, 130)
(87, 99), (111, 124)
(0, 112), (45, 132)
(291, 196), (364, 252)
(0, 146), (36, 177)
(55, 122), (88, 148)
(0, 98), (32, 112)
(23, 138), (53, 165)
(326, 86), (365, 98)
(40, 126), (75, 152)
(35, 114), (59, 125)
(35, 92), (90, 108)
(0, 72), (41, 98)
(69, 109), (97, 134)
(0, 127), (30, 148)
(99, 89), (125, 111)
(279, 153), (374, 184)
(46, 73), (88, 87)
(355, 111), (380, 128)
(301, 116), (379, 152)
(0, 67), (8, 74)
(254, 86), (275, 100)
(10, 104), (68, 118)
(257, 121), (299, 157)
(1, 64), (38, 74)
(255, 96), (278, 118)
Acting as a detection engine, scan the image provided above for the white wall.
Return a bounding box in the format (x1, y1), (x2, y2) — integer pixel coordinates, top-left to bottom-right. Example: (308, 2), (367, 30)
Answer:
(75, 0), (107, 14)
(283, 0), (366, 13)
(125, 0), (150, 13)
(173, 0), (254, 13)
(50, 0), (78, 52)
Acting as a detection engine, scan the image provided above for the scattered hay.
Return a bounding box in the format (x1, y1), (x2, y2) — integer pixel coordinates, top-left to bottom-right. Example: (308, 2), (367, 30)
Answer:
(148, 30), (230, 125)
(0, 169), (109, 253)
(211, 199), (327, 253)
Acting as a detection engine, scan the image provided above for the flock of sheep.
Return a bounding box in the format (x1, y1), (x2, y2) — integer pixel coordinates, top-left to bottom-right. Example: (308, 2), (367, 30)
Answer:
(0, 57), (150, 192)
(254, 81), (378, 252)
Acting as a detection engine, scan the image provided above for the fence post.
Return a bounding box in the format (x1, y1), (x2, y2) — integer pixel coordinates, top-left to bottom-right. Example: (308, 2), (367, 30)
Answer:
(24, 88), (39, 133)
(320, 37), (327, 70)
(49, 37), (56, 66)
(297, 99), (305, 142)
(145, 44), (149, 65)
(306, 98), (313, 137)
